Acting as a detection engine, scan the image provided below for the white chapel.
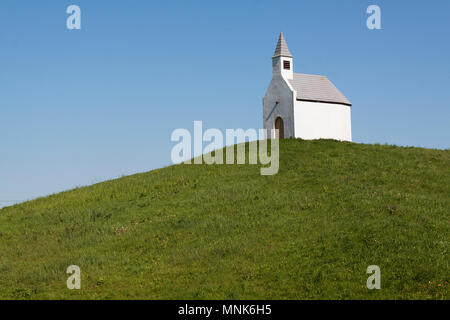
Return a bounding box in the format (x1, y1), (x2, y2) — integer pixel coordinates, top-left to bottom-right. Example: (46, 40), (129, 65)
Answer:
(263, 33), (352, 141)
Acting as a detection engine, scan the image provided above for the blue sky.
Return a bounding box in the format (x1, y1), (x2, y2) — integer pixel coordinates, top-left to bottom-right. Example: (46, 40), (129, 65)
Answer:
(1, 0), (449, 207)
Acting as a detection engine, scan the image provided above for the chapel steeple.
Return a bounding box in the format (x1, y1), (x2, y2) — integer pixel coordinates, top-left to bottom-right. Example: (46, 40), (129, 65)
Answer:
(272, 32), (293, 80)
(272, 32), (293, 58)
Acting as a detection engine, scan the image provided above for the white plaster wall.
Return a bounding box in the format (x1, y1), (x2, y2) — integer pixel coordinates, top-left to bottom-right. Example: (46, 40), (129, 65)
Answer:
(263, 75), (295, 138)
(293, 101), (352, 141)
(272, 57), (293, 80)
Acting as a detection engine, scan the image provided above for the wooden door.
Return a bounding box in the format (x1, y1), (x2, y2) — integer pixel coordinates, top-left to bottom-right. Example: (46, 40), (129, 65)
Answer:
(275, 117), (284, 139)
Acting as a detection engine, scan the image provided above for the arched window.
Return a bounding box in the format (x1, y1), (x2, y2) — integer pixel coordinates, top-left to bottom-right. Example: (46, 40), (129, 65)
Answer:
(274, 117), (284, 139)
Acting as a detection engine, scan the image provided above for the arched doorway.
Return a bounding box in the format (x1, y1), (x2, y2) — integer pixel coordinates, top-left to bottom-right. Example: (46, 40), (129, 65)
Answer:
(274, 117), (284, 139)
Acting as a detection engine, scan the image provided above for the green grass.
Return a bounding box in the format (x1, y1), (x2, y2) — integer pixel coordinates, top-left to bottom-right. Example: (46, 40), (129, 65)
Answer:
(0, 139), (448, 299)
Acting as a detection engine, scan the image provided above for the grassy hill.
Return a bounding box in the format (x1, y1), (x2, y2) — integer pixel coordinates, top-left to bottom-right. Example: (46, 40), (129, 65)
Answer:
(0, 139), (448, 299)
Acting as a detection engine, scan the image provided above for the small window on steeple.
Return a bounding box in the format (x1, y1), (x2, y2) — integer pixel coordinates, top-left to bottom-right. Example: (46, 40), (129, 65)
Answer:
(283, 60), (291, 70)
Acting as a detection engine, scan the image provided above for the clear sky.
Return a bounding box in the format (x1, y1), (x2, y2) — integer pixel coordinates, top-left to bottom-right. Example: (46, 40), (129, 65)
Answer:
(1, 0), (449, 207)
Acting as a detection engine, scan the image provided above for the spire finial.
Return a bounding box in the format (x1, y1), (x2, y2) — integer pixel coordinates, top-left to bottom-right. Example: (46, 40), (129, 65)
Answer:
(272, 32), (293, 58)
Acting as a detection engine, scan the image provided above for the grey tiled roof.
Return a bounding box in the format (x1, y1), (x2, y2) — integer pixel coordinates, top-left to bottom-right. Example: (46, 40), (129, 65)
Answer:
(288, 73), (352, 106)
(273, 32), (293, 58)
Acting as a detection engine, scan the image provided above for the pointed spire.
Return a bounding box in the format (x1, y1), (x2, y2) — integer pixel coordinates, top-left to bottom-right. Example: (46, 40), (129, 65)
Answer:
(272, 32), (293, 58)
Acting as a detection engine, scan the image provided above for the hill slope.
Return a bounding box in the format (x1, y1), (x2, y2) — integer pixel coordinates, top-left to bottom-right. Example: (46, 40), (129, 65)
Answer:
(0, 139), (448, 299)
